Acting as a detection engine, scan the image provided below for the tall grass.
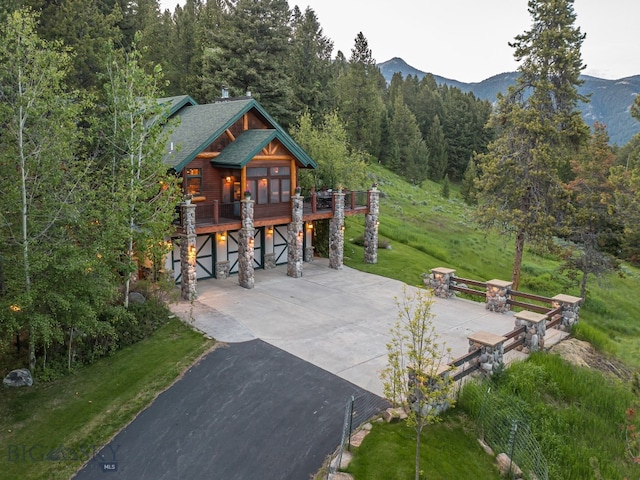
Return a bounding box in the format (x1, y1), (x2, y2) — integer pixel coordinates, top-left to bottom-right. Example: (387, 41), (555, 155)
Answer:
(459, 354), (637, 480)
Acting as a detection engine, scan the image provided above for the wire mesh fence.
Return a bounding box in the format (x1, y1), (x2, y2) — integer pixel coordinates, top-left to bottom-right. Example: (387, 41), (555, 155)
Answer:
(326, 392), (389, 478)
(461, 381), (548, 480)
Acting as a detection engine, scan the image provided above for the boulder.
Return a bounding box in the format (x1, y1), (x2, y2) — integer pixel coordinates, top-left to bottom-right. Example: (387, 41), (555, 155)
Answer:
(128, 292), (146, 305)
(496, 452), (523, 478)
(382, 407), (407, 423)
(3, 368), (33, 387)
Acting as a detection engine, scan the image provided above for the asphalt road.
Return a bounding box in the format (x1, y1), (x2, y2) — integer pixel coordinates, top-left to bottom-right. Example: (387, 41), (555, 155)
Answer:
(73, 339), (388, 480)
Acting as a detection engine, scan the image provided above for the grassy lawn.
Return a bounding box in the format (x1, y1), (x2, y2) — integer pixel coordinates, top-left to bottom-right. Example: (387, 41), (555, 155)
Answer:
(345, 414), (501, 480)
(341, 164), (640, 478)
(0, 318), (214, 480)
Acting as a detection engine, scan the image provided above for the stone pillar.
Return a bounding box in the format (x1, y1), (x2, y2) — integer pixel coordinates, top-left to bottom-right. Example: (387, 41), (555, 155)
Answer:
(304, 244), (314, 263)
(468, 332), (507, 375)
(215, 260), (230, 279)
(426, 267), (456, 298)
(552, 294), (582, 332)
(364, 187), (380, 264)
(238, 198), (254, 289)
(514, 310), (547, 352)
(486, 279), (512, 313)
(180, 202), (197, 300)
(287, 194), (304, 278)
(264, 252), (276, 270)
(329, 190), (345, 269)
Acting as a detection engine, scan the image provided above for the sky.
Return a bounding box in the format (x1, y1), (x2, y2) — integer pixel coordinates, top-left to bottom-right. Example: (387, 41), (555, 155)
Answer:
(159, 0), (640, 83)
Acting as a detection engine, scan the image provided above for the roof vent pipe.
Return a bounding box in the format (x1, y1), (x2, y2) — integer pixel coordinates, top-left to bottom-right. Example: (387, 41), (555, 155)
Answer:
(221, 86), (229, 99)
(246, 90), (251, 97)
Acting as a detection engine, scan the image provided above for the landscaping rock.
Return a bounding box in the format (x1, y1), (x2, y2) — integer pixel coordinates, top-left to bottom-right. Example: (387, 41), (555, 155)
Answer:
(128, 292), (146, 304)
(477, 438), (494, 456)
(3, 368), (33, 387)
(328, 473), (353, 480)
(496, 452), (523, 478)
(382, 407), (407, 423)
(329, 450), (351, 471)
(349, 429), (369, 448)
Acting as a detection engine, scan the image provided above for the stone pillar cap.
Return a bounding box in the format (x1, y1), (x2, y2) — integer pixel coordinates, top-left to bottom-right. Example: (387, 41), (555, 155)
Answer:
(431, 267), (456, 275)
(468, 331), (507, 347)
(515, 310), (547, 323)
(552, 293), (582, 305)
(486, 279), (513, 288)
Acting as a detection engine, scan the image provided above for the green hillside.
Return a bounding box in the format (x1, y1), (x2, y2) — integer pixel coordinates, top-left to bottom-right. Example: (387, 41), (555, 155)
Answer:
(340, 164), (640, 479)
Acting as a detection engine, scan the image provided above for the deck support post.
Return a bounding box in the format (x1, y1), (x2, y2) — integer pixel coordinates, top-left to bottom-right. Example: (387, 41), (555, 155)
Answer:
(287, 194), (304, 278)
(238, 197), (255, 289)
(180, 202), (197, 300)
(364, 187), (380, 264)
(329, 190), (345, 269)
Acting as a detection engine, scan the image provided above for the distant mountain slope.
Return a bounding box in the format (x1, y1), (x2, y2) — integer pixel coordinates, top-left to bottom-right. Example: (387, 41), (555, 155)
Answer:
(379, 57), (640, 145)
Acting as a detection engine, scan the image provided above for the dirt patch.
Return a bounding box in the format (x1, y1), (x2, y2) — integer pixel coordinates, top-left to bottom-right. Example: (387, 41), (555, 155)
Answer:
(549, 337), (633, 382)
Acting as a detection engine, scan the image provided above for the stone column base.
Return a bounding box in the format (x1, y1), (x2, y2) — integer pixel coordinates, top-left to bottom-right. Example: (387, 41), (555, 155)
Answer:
(215, 261), (230, 279)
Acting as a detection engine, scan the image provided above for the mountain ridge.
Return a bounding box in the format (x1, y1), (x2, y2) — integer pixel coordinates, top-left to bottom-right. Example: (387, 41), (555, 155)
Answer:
(379, 57), (640, 145)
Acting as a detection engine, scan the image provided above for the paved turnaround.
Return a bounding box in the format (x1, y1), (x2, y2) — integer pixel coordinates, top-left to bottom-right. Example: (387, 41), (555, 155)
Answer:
(74, 339), (387, 479)
(74, 259), (527, 479)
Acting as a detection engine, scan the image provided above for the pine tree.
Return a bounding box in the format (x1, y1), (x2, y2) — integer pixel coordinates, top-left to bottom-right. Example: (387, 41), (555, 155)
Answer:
(336, 32), (385, 158)
(389, 95), (428, 183)
(426, 115), (447, 181)
(475, 0), (589, 289)
(289, 6), (334, 119)
(460, 158), (478, 205)
(562, 123), (620, 298)
(200, 0), (294, 126)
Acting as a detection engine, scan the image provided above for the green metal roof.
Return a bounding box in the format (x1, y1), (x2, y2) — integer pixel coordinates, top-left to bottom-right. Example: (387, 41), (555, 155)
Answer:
(157, 95), (198, 116)
(210, 130), (277, 168)
(161, 97), (316, 172)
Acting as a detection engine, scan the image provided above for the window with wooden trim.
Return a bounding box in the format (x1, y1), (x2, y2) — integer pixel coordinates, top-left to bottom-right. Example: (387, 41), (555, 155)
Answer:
(185, 168), (202, 195)
(246, 166), (291, 204)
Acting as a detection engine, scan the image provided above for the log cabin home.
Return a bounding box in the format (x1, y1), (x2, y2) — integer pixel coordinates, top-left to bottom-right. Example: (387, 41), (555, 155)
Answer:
(160, 94), (379, 295)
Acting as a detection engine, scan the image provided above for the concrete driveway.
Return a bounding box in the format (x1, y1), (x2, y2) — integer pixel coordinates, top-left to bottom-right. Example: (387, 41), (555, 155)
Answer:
(172, 258), (519, 397)
(74, 260), (531, 479)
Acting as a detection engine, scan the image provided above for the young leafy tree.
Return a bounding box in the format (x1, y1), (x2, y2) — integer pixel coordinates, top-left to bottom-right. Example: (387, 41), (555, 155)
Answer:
(474, 0), (589, 289)
(562, 123), (620, 298)
(0, 9), (105, 370)
(292, 111), (368, 192)
(98, 39), (181, 308)
(381, 287), (455, 480)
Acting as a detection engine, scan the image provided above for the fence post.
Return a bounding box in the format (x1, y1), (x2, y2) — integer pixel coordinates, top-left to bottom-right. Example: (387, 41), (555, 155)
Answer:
(467, 332), (507, 374)
(514, 311), (546, 352)
(486, 279), (512, 313)
(551, 294), (583, 332)
(427, 267), (456, 298)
